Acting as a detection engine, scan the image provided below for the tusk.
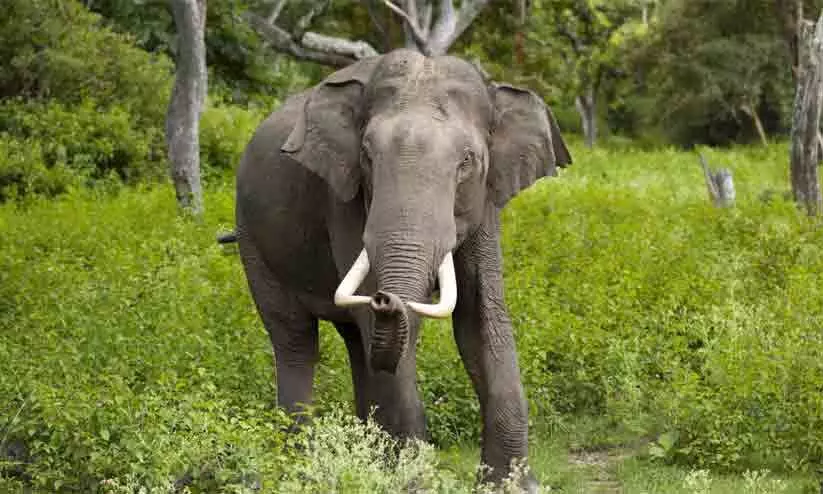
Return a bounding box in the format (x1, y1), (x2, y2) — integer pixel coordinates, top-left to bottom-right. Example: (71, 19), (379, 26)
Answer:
(408, 251), (457, 319)
(334, 249), (372, 307)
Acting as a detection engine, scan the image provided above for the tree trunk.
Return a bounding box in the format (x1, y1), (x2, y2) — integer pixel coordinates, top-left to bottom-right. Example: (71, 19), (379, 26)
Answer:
(575, 88), (597, 148)
(741, 103), (768, 146)
(166, 0), (207, 216)
(790, 15), (823, 216)
(774, 0), (803, 81)
(514, 0), (526, 65)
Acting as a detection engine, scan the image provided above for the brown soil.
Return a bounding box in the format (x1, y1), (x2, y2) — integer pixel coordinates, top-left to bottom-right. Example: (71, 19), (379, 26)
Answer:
(567, 448), (631, 494)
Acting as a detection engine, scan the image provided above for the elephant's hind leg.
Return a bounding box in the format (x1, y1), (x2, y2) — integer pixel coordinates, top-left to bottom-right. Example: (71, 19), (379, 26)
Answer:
(239, 240), (319, 422)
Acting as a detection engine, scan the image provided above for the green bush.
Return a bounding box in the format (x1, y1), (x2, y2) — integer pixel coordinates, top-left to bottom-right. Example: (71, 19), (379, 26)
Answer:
(0, 184), (287, 491)
(1, 142), (822, 490)
(0, 99), (166, 185)
(0, 0), (172, 124)
(500, 143), (823, 471)
(0, 95), (272, 202)
(200, 101), (270, 175)
(0, 135), (78, 201)
(0, 0), (178, 201)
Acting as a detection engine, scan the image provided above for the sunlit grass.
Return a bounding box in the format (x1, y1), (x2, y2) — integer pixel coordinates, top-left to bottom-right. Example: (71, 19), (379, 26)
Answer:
(2, 141), (821, 491)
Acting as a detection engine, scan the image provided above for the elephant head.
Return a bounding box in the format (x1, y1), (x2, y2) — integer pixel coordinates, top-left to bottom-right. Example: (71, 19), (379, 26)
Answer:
(281, 49), (571, 374)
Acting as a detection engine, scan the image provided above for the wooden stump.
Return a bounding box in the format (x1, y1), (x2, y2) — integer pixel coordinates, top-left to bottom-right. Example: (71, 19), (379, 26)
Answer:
(790, 14), (823, 216)
(699, 153), (735, 207)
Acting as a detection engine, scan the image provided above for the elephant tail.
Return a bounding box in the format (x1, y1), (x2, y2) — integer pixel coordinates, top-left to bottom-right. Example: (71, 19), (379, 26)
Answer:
(216, 231), (238, 244)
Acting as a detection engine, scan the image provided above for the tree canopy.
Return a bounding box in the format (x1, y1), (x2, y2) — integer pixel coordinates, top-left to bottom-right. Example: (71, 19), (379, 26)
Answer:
(2, 0), (822, 202)
(77, 0), (823, 148)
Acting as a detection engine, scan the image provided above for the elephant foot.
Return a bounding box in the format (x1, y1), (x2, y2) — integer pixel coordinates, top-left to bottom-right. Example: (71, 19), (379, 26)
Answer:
(478, 462), (541, 494)
(520, 471), (540, 494)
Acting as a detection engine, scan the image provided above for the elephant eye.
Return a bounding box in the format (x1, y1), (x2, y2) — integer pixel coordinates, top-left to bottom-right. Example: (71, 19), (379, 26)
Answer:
(360, 144), (373, 168)
(457, 149), (475, 183)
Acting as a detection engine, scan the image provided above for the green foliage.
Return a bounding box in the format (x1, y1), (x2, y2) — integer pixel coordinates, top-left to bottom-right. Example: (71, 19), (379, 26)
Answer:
(457, 0), (646, 144)
(0, 0), (177, 200)
(0, 0), (316, 202)
(501, 142), (823, 472)
(199, 101), (270, 175)
(534, 0), (644, 94)
(0, 99), (166, 186)
(88, 0), (317, 106)
(0, 184), (292, 491)
(0, 135), (78, 202)
(626, 0), (795, 146)
(0, 95), (272, 201)
(458, 0), (814, 146)
(0, 0), (172, 123)
(2, 144), (823, 491)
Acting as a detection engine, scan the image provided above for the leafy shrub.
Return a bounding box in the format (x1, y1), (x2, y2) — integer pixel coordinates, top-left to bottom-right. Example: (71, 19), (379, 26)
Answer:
(0, 185), (285, 491)
(0, 135), (78, 201)
(0, 99), (166, 186)
(277, 405), (538, 494)
(0, 0), (177, 200)
(276, 407), (459, 493)
(200, 101), (269, 175)
(1, 143), (822, 490)
(500, 143), (823, 471)
(0, 0), (172, 124)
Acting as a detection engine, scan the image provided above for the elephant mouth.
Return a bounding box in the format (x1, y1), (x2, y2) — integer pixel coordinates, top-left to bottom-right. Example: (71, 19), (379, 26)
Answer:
(334, 247), (456, 373)
(333, 248), (457, 319)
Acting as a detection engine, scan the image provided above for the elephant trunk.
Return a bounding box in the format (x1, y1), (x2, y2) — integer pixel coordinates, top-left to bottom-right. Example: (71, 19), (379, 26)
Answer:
(333, 240), (458, 374)
(367, 239), (430, 373)
(369, 291), (411, 373)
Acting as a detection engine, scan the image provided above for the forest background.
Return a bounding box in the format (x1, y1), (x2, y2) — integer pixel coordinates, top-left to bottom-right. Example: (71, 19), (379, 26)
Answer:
(2, 1), (823, 493)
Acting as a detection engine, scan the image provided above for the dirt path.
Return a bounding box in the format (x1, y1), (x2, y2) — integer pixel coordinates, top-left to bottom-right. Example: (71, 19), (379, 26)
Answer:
(567, 447), (630, 494)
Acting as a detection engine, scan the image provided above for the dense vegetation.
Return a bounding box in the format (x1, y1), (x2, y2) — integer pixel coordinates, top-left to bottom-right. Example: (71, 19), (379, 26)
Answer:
(2, 141), (822, 492)
(2, 0), (823, 492)
(2, 0), (821, 204)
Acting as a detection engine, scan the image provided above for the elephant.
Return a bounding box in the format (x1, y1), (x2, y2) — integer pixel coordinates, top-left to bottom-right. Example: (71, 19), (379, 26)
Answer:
(230, 48), (571, 490)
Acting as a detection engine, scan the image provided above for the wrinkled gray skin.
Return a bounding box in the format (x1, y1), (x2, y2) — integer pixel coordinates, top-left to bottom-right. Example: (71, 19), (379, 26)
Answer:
(234, 49), (571, 491)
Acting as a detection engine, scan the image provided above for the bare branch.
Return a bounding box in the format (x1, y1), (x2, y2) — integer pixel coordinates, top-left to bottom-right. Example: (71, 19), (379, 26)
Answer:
(452, 0), (491, 41)
(243, 11), (377, 68)
(383, 0), (429, 50)
(427, 0), (457, 53)
(293, 0), (330, 41)
(266, 0), (288, 24)
(426, 0), (491, 55)
(419, 2), (433, 38)
(361, 0), (391, 51)
(302, 31), (379, 60)
(382, 0), (413, 26)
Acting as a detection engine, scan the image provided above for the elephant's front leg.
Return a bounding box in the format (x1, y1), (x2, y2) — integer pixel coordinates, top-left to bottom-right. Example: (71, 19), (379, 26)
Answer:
(452, 212), (537, 492)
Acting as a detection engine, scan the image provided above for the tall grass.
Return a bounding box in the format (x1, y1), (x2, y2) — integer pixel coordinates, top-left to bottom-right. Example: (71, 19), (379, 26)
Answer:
(1, 141), (821, 491)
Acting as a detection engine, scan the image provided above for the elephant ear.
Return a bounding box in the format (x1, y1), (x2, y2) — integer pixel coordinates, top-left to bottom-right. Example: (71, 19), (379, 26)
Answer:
(281, 56), (382, 202)
(487, 83), (572, 208)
